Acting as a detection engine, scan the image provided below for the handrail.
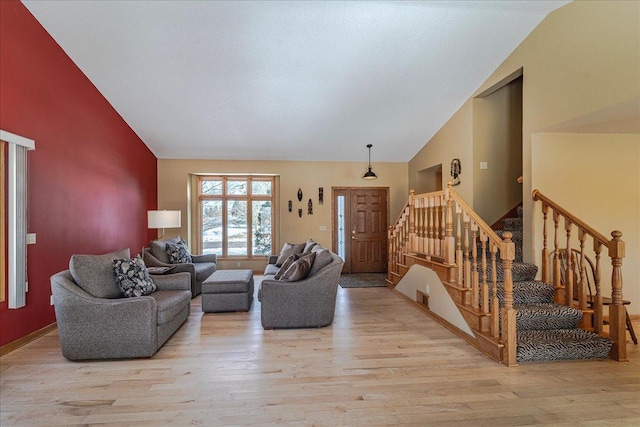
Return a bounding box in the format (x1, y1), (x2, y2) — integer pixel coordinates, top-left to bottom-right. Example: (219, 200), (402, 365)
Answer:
(449, 187), (505, 250)
(532, 188), (626, 362)
(532, 189), (609, 245)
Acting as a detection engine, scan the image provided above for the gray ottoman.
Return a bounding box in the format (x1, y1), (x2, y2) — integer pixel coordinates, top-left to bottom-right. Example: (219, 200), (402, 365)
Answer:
(201, 269), (254, 312)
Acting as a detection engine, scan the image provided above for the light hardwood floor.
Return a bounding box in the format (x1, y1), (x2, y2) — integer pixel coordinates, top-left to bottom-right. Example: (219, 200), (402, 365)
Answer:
(2, 278), (639, 426)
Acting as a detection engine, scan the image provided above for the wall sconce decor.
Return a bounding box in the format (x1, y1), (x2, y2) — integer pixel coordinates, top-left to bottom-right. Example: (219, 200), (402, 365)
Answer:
(298, 208), (303, 218)
(288, 200), (292, 212)
(308, 199), (313, 215)
(318, 187), (323, 204)
(363, 144), (377, 180)
(451, 158), (461, 186)
(297, 188), (303, 201)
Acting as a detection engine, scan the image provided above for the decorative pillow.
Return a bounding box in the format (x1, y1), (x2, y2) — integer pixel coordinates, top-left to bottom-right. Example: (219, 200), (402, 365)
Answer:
(303, 239), (317, 253)
(274, 253), (299, 280)
(308, 249), (334, 277)
(69, 248), (131, 299)
(166, 239), (192, 264)
(112, 256), (157, 297)
(278, 252), (316, 282)
(275, 242), (305, 267)
(149, 236), (181, 264)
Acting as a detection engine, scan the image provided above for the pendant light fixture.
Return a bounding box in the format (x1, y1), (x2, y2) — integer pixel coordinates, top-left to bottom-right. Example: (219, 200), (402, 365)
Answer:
(363, 144), (377, 180)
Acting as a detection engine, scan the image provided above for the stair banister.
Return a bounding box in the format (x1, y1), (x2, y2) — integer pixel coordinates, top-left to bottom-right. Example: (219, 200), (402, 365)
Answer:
(447, 184), (517, 365)
(389, 184), (517, 365)
(532, 189), (627, 361)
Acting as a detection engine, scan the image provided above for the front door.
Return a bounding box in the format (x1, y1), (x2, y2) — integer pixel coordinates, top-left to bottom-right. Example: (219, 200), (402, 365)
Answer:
(332, 187), (388, 273)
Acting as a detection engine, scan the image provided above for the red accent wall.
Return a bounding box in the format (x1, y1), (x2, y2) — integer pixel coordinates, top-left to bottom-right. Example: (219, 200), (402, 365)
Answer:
(0, 1), (158, 347)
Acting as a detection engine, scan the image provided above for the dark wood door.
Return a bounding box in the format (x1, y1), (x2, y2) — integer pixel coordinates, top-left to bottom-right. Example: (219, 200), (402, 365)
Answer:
(333, 187), (388, 273)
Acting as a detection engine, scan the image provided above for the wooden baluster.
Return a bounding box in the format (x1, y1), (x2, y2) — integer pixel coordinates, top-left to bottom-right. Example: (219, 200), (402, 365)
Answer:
(428, 197), (435, 256)
(500, 231), (517, 366)
(420, 197), (427, 254)
(403, 209), (409, 254)
(471, 223), (479, 309)
(456, 204), (463, 286)
(409, 190), (415, 254)
(414, 198), (421, 254)
(577, 229), (588, 312)
(552, 210), (563, 304)
(564, 219), (574, 307)
(444, 185), (456, 270)
(440, 195), (446, 257)
(490, 242), (499, 338)
(388, 226), (393, 277)
(608, 231), (626, 362)
(593, 241), (603, 334)
(481, 231), (488, 314)
(435, 198), (441, 256)
(541, 203), (549, 284)
(463, 213), (471, 294)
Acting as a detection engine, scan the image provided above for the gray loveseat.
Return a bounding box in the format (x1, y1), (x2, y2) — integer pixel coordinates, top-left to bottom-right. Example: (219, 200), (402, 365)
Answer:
(50, 248), (192, 360)
(259, 242), (344, 329)
(143, 236), (217, 297)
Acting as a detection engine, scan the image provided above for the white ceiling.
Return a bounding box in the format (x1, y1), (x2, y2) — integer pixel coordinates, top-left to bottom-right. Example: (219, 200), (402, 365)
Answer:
(23, 0), (569, 163)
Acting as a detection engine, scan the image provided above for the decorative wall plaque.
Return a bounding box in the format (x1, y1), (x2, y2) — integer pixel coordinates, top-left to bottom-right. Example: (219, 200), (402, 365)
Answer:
(308, 199), (313, 215)
(288, 200), (292, 212)
(318, 187), (323, 204)
(298, 208), (303, 218)
(297, 188), (303, 201)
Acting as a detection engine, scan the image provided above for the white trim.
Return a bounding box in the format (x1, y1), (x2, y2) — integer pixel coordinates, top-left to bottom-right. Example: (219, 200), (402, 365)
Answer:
(0, 129), (36, 150)
(1, 130), (34, 309)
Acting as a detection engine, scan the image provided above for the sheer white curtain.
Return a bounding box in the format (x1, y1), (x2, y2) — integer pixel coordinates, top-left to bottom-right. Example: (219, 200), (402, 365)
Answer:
(1, 130), (35, 309)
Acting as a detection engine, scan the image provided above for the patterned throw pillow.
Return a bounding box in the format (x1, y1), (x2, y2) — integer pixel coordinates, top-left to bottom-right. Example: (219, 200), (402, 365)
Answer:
(166, 239), (192, 264)
(112, 256), (157, 297)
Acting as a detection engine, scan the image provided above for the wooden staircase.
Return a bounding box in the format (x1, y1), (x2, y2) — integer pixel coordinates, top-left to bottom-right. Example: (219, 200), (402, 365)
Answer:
(387, 183), (628, 366)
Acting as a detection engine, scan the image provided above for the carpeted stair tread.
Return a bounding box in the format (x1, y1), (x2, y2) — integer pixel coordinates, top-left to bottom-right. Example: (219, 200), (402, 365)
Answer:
(502, 217), (523, 231)
(515, 303), (583, 331)
(490, 280), (556, 305)
(462, 203), (610, 363)
(484, 260), (538, 282)
(517, 329), (612, 363)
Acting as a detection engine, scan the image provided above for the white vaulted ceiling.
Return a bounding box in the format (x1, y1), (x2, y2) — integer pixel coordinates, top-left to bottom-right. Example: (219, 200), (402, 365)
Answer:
(23, 0), (569, 162)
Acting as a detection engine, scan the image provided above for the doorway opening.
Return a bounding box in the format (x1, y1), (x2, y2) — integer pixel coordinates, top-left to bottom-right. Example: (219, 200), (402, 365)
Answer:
(415, 163), (443, 194)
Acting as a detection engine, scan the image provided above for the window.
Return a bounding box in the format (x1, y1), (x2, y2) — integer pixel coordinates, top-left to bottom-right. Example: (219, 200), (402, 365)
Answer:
(198, 176), (274, 257)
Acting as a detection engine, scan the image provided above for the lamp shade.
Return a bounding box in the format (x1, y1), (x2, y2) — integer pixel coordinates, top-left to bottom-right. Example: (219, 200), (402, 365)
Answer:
(147, 210), (181, 229)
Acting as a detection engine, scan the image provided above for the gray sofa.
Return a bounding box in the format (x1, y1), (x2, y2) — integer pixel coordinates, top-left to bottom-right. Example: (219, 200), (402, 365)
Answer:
(143, 236), (217, 297)
(50, 249), (192, 360)
(259, 243), (344, 329)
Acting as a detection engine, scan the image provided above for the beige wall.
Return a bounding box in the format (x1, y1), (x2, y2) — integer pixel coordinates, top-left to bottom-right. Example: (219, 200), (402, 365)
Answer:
(158, 159), (408, 271)
(531, 133), (640, 315)
(409, 99), (475, 201)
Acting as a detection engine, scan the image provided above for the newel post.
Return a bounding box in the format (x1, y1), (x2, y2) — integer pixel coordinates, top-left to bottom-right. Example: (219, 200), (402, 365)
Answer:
(409, 189), (416, 254)
(500, 231), (518, 366)
(443, 182), (456, 270)
(608, 230), (627, 361)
